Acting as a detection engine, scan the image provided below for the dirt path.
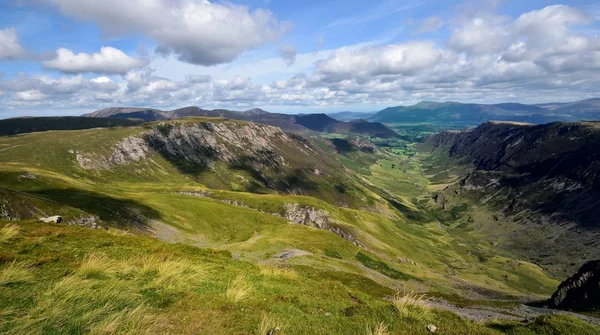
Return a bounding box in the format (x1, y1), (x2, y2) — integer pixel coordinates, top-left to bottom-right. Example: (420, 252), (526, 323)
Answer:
(428, 299), (600, 327)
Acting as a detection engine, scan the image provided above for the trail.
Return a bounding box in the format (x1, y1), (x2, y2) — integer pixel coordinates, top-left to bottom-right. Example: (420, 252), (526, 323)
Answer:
(0, 144), (24, 152)
(428, 299), (600, 327)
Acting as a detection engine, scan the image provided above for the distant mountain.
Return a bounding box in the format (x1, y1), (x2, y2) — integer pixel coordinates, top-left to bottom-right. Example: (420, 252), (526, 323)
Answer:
(84, 107), (399, 138)
(327, 111), (375, 121)
(369, 99), (600, 125)
(0, 117), (144, 136)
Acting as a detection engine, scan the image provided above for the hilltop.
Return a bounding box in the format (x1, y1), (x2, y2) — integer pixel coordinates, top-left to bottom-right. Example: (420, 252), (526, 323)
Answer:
(84, 106), (399, 138)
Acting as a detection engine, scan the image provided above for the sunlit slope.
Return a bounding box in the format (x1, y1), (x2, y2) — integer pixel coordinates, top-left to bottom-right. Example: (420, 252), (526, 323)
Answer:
(0, 118), (562, 303)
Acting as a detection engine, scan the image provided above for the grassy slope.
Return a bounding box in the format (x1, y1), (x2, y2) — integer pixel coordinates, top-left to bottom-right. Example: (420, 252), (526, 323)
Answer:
(0, 122), (596, 333)
(1, 221), (597, 335)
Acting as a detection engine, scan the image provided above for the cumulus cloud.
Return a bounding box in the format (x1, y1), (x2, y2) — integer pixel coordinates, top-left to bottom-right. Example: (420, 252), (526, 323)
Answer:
(43, 47), (146, 74)
(47, 0), (289, 66)
(278, 44), (296, 66)
(0, 27), (25, 60)
(314, 41), (443, 82)
(4, 4), (600, 116)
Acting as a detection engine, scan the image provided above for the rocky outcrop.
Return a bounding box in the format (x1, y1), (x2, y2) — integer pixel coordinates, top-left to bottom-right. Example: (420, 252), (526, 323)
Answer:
(76, 135), (149, 170)
(283, 203), (330, 228)
(75, 121), (318, 173)
(283, 203), (363, 247)
(550, 260), (600, 311)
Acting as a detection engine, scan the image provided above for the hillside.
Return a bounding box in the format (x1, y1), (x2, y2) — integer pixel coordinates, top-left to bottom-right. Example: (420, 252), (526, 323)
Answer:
(84, 107), (399, 138)
(0, 117), (144, 136)
(419, 121), (600, 275)
(369, 99), (600, 126)
(2, 117), (595, 333)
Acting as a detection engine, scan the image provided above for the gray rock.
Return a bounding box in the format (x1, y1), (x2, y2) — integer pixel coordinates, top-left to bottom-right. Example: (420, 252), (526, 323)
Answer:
(39, 215), (63, 223)
(427, 324), (437, 333)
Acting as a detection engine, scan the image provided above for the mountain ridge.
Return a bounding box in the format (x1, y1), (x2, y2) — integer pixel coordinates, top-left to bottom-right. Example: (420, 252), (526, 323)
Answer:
(369, 98), (600, 125)
(83, 106), (400, 138)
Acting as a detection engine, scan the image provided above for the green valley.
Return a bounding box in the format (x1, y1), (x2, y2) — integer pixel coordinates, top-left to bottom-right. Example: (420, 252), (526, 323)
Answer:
(1, 117), (599, 334)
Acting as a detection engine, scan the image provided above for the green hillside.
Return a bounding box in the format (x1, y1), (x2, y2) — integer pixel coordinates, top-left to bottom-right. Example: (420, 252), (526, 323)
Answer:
(0, 118), (598, 334)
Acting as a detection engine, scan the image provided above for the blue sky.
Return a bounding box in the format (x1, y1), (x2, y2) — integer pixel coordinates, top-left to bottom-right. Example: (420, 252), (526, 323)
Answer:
(1, 0), (600, 117)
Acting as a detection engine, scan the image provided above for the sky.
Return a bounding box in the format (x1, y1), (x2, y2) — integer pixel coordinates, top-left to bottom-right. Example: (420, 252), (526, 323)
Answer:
(1, 0), (600, 117)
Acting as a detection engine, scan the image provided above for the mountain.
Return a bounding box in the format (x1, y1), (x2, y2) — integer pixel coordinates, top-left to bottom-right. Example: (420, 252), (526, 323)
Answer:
(420, 121), (600, 274)
(369, 99), (600, 125)
(327, 111), (376, 121)
(0, 116), (144, 136)
(84, 106), (399, 138)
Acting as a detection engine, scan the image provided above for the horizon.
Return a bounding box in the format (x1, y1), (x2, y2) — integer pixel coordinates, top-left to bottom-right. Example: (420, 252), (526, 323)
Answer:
(1, 1), (600, 118)
(4, 97), (600, 120)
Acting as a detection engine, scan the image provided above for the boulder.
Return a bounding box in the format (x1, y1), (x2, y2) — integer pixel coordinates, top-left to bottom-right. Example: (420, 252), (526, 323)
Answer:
(550, 260), (600, 311)
(39, 215), (63, 223)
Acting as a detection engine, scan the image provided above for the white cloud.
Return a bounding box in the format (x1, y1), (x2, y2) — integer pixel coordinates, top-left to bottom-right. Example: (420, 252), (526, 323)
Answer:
(91, 76), (112, 84)
(4, 4), (600, 116)
(47, 0), (289, 66)
(15, 90), (46, 101)
(278, 44), (296, 66)
(0, 27), (25, 60)
(43, 47), (146, 74)
(314, 41), (443, 82)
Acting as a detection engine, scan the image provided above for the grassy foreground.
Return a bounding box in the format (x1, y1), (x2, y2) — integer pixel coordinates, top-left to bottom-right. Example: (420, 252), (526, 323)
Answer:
(0, 221), (598, 335)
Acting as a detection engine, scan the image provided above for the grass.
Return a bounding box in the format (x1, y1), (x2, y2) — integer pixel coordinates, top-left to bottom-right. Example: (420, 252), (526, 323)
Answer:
(259, 264), (298, 280)
(226, 275), (253, 304)
(258, 313), (286, 335)
(0, 224), (19, 242)
(391, 290), (430, 321)
(366, 322), (389, 335)
(0, 221), (597, 334)
(0, 261), (33, 286)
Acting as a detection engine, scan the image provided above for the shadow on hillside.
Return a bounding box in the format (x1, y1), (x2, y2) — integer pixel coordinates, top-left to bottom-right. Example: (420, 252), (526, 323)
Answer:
(383, 195), (429, 223)
(144, 133), (218, 178)
(330, 139), (355, 154)
(29, 187), (160, 229)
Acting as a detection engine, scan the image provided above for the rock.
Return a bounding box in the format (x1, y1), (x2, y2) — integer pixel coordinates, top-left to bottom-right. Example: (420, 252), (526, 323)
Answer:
(39, 216), (63, 223)
(550, 260), (600, 311)
(274, 249), (311, 260)
(283, 203), (329, 228)
(427, 324), (438, 333)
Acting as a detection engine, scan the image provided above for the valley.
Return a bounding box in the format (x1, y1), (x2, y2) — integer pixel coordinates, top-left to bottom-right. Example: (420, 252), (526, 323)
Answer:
(1, 115), (599, 334)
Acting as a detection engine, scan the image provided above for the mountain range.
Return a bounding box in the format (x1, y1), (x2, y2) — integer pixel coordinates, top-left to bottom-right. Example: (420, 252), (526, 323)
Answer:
(368, 98), (600, 125)
(83, 106), (399, 138)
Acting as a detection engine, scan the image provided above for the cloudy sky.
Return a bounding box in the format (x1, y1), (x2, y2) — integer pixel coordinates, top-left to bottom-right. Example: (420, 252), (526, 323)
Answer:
(1, 0), (600, 117)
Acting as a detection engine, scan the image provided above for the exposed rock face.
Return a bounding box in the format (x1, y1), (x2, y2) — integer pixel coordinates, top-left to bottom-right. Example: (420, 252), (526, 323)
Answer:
(76, 135), (149, 170)
(550, 260), (600, 311)
(75, 121), (316, 173)
(145, 121), (298, 171)
(283, 203), (363, 247)
(283, 203), (330, 228)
